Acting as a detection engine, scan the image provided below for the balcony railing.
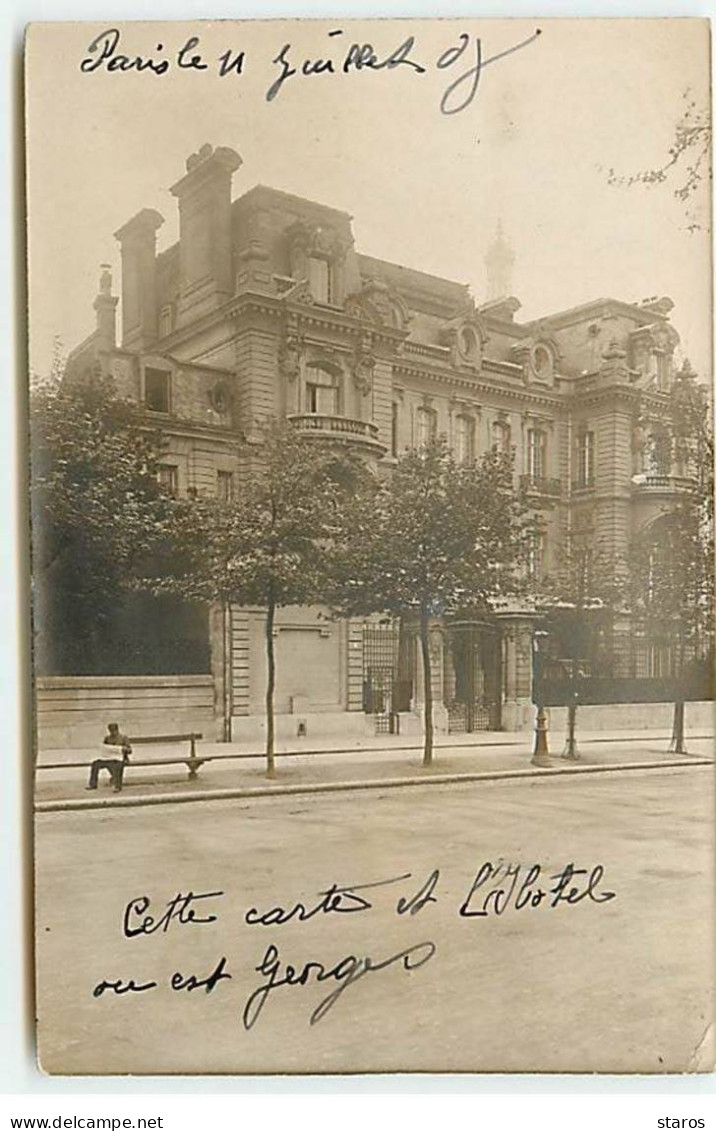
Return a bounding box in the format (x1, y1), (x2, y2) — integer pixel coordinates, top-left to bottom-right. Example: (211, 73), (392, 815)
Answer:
(520, 474), (562, 498)
(288, 413), (386, 452)
(631, 473), (698, 494)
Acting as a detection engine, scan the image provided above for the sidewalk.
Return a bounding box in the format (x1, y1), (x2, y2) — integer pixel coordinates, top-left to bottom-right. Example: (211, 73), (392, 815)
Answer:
(35, 729), (714, 808)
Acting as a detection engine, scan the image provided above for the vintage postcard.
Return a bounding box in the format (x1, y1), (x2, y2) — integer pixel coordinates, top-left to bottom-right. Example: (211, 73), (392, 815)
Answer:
(26, 19), (714, 1075)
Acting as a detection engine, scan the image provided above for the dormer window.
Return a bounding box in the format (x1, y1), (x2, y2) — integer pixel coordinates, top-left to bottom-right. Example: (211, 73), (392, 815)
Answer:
(459, 327), (479, 363)
(308, 257), (332, 304)
(530, 343), (554, 381)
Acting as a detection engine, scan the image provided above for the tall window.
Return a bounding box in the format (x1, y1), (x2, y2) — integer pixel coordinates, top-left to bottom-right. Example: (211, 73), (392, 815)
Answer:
(655, 352), (671, 392)
(157, 464), (178, 497)
(577, 430), (595, 488)
(145, 368), (171, 414)
(456, 415), (475, 464)
(527, 530), (545, 581)
(650, 429), (672, 475)
(391, 402), (399, 458)
(305, 362), (340, 415)
(491, 419), (511, 453)
(308, 257), (332, 304)
(526, 428), (547, 479)
(416, 406), (437, 448)
(217, 470), (233, 502)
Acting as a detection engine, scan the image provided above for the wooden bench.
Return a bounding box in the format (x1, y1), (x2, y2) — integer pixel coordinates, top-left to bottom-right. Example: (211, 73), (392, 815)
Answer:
(38, 732), (205, 792)
(126, 733), (205, 780)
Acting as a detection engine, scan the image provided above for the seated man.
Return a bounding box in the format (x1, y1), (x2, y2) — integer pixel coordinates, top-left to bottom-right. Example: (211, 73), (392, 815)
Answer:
(86, 723), (132, 792)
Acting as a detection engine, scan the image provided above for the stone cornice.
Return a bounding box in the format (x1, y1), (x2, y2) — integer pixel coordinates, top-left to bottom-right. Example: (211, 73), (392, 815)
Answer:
(392, 361), (564, 410)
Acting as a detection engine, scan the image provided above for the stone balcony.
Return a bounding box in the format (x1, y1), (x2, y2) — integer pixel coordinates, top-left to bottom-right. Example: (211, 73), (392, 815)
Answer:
(520, 474), (563, 500)
(631, 473), (698, 496)
(288, 413), (387, 456)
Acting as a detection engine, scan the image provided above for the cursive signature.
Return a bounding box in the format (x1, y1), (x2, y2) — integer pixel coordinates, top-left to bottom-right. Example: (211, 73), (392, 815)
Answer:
(242, 940), (437, 1029)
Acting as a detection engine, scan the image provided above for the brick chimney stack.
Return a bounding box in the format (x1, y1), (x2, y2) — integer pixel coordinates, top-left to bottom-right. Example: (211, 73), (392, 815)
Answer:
(114, 209), (164, 349)
(170, 143), (243, 326)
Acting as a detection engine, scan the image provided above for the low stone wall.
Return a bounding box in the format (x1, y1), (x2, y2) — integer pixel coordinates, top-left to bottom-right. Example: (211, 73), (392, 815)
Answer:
(36, 675), (217, 750)
(544, 700), (714, 734)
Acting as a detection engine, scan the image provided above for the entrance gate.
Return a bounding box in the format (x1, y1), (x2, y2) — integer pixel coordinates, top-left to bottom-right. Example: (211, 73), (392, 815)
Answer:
(362, 623), (414, 734)
(444, 622), (502, 732)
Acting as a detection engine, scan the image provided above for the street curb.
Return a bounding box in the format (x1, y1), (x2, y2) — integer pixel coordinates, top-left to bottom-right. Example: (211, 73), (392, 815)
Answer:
(35, 756), (713, 813)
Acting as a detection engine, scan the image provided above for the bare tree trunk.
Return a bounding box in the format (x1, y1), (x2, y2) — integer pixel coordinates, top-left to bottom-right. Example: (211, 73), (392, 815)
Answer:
(670, 699), (686, 754)
(265, 596), (276, 778)
(222, 601), (232, 743)
(419, 607), (434, 767)
(669, 634), (688, 755)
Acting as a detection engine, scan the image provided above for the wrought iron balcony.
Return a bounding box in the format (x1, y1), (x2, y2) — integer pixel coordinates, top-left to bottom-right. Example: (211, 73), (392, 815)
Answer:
(288, 413), (387, 455)
(520, 474), (563, 498)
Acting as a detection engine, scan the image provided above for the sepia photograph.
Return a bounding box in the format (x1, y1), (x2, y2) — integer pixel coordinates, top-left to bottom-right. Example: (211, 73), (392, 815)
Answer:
(25, 17), (714, 1075)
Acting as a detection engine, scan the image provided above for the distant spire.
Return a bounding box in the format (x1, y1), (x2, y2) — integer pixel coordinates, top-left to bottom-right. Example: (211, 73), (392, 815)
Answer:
(485, 220), (515, 301)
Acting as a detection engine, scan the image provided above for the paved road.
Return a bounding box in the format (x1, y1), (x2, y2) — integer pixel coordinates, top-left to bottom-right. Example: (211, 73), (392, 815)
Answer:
(35, 766), (714, 1075)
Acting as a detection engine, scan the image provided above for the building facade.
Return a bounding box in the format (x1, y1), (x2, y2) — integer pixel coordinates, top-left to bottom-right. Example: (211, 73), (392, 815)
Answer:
(63, 142), (698, 743)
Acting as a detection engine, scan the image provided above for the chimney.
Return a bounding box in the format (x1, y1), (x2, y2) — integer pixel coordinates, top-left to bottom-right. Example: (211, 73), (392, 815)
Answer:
(93, 264), (118, 351)
(114, 209), (164, 349)
(170, 143), (243, 326)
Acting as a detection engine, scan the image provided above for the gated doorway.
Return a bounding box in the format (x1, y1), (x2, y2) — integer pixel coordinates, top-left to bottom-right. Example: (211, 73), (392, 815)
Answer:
(444, 621), (502, 732)
(362, 623), (414, 734)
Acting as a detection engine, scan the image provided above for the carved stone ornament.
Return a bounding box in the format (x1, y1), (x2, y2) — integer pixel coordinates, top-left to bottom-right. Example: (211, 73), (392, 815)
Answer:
(352, 335), (375, 395)
(208, 380), (232, 414)
(279, 329), (303, 383)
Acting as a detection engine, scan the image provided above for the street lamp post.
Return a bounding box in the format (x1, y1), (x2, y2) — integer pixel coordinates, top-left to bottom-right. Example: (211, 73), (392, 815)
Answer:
(531, 630), (552, 767)
(561, 658), (582, 761)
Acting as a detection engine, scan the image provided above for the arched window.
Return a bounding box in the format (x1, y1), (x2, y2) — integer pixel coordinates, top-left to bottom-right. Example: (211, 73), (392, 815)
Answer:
(416, 406), (437, 448)
(455, 415), (475, 464)
(527, 428), (547, 479)
(491, 419), (511, 453)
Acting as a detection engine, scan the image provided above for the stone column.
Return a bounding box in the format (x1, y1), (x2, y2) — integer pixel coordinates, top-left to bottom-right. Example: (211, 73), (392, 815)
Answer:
(498, 613), (537, 731)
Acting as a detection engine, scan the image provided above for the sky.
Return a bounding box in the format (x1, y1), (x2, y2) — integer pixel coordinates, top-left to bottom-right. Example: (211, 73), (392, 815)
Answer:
(25, 18), (712, 380)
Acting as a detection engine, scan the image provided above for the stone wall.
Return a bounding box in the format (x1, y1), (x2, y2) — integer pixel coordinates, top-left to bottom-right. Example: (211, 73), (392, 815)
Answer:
(35, 675), (217, 750)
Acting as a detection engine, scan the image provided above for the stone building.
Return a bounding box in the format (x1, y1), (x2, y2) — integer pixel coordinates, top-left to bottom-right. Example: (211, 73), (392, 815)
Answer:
(48, 142), (701, 747)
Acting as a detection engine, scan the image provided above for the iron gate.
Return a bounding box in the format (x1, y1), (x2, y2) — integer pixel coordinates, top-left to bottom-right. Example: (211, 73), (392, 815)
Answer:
(444, 622), (502, 732)
(362, 624), (414, 734)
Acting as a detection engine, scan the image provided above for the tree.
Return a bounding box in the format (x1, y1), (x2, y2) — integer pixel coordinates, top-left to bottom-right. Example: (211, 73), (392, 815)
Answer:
(149, 420), (360, 777)
(329, 435), (532, 766)
(606, 88), (711, 232)
(534, 535), (623, 760)
(627, 365), (714, 753)
(30, 368), (169, 674)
